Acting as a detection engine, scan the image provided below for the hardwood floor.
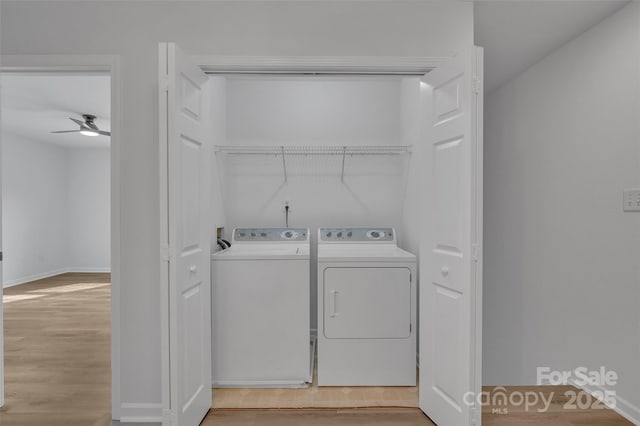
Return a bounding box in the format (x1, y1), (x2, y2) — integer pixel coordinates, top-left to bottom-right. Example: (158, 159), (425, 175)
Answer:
(213, 369), (418, 409)
(206, 385), (633, 425)
(1, 273), (111, 426)
(1, 273), (632, 426)
(206, 385), (634, 426)
(203, 408), (435, 426)
(481, 386), (634, 426)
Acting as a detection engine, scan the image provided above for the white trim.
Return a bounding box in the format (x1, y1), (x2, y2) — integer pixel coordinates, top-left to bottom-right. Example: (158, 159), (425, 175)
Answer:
(1, 55), (118, 72)
(65, 267), (111, 273)
(569, 379), (640, 425)
(158, 43), (171, 426)
(0, 54), (122, 421)
(193, 55), (445, 74)
(473, 46), (485, 426)
(2, 268), (69, 288)
(613, 394), (640, 425)
(120, 402), (163, 423)
(2, 268), (111, 288)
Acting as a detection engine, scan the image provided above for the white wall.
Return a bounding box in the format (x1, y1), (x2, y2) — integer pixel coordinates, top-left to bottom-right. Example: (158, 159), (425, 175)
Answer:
(225, 77), (403, 146)
(2, 134), (69, 286)
(1, 1), (473, 419)
(67, 147), (111, 271)
(217, 76), (415, 329)
(398, 78), (423, 259)
(484, 1), (640, 421)
(209, 76), (227, 249)
(221, 77), (408, 236)
(2, 135), (111, 286)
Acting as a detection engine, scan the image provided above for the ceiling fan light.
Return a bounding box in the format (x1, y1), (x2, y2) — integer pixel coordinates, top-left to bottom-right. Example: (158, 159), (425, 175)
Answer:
(80, 129), (99, 137)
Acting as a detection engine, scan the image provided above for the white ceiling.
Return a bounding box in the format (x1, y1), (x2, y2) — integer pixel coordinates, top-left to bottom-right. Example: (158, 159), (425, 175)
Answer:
(475, 0), (630, 93)
(1, 74), (110, 148)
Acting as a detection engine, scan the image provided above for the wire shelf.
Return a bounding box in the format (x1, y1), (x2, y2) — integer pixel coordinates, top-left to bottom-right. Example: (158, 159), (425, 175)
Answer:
(214, 145), (411, 156)
(215, 145), (411, 183)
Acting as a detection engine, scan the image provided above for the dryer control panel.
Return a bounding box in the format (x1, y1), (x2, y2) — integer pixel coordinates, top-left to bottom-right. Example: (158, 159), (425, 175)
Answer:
(233, 227), (308, 242)
(319, 227), (395, 243)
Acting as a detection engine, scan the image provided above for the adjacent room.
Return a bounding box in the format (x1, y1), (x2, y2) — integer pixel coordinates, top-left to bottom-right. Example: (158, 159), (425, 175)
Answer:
(0, 74), (112, 423)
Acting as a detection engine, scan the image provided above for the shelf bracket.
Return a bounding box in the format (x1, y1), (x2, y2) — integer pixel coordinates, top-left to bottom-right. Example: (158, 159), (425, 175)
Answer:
(340, 146), (346, 183)
(280, 146), (288, 183)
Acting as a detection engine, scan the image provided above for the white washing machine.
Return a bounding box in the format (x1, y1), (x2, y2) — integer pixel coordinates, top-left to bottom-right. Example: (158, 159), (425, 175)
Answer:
(317, 227), (416, 386)
(211, 227), (311, 387)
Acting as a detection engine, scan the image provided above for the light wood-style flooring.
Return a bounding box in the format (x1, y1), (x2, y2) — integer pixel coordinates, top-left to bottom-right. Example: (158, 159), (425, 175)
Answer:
(213, 367), (418, 409)
(203, 408), (435, 425)
(1, 273), (111, 426)
(213, 384), (419, 409)
(1, 273), (632, 426)
(207, 384), (634, 425)
(208, 385), (633, 425)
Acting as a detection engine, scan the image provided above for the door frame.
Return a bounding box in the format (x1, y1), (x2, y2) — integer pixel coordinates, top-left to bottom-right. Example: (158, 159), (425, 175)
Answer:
(0, 54), (122, 420)
(192, 55), (445, 75)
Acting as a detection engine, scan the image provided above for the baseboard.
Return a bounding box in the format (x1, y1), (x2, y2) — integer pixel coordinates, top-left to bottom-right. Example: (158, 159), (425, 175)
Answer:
(2, 268), (69, 288)
(119, 402), (163, 423)
(67, 267), (111, 273)
(569, 379), (640, 425)
(3, 267), (112, 288)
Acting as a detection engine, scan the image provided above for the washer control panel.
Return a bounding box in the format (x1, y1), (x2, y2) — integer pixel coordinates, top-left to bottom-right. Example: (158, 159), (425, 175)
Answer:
(319, 227), (394, 242)
(234, 228), (308, 242)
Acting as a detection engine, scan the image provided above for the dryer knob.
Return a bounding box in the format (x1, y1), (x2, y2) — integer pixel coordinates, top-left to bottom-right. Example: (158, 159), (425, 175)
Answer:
(337, 232), (343, 238)
(326, 231), (332, 238)
(347, 231), (353, 237)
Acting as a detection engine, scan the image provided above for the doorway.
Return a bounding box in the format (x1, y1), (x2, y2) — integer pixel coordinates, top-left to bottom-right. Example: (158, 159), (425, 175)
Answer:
(0, 72), (112, 423)
(0, 55), (121, 423)
(208, 73), (420, 409)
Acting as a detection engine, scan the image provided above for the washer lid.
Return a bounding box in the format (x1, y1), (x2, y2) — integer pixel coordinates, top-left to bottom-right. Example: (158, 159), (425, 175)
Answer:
(212, 244), (310, 260)
(317, 245), (415, 263)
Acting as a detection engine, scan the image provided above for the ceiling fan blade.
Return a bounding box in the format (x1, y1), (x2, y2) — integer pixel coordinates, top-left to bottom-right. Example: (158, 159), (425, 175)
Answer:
(69, 117), (84, 126)
(98, 130), (111, 136)
(51, 130), (82, 133)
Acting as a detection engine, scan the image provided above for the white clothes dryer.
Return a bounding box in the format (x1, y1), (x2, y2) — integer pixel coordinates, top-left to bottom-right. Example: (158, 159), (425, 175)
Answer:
(317, 227), (416, 386)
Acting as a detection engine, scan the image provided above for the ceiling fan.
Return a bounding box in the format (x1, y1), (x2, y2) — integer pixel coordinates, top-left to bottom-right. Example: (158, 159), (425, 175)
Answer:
(51, 114), (111, 137)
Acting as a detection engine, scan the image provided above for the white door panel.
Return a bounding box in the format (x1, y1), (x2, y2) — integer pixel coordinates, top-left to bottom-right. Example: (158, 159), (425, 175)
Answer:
(419, 47), (483, 426)
(160, 42), (212, 426)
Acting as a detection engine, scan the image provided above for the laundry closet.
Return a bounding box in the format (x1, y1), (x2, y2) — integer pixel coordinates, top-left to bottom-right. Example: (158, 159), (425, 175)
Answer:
(207, 74), (423, 396)
(159, 42), (482, 426)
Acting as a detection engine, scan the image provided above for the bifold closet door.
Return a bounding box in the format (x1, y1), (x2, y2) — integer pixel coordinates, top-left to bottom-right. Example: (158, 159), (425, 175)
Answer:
(419, 46), (484, 426)
(159, 42), (212, 426)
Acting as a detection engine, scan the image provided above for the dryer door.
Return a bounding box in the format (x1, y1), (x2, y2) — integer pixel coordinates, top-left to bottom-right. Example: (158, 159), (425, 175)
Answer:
(323, 267), (411, 339)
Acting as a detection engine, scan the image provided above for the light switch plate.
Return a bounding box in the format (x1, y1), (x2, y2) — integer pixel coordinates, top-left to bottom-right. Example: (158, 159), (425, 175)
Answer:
(623, 189), (640, 212)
